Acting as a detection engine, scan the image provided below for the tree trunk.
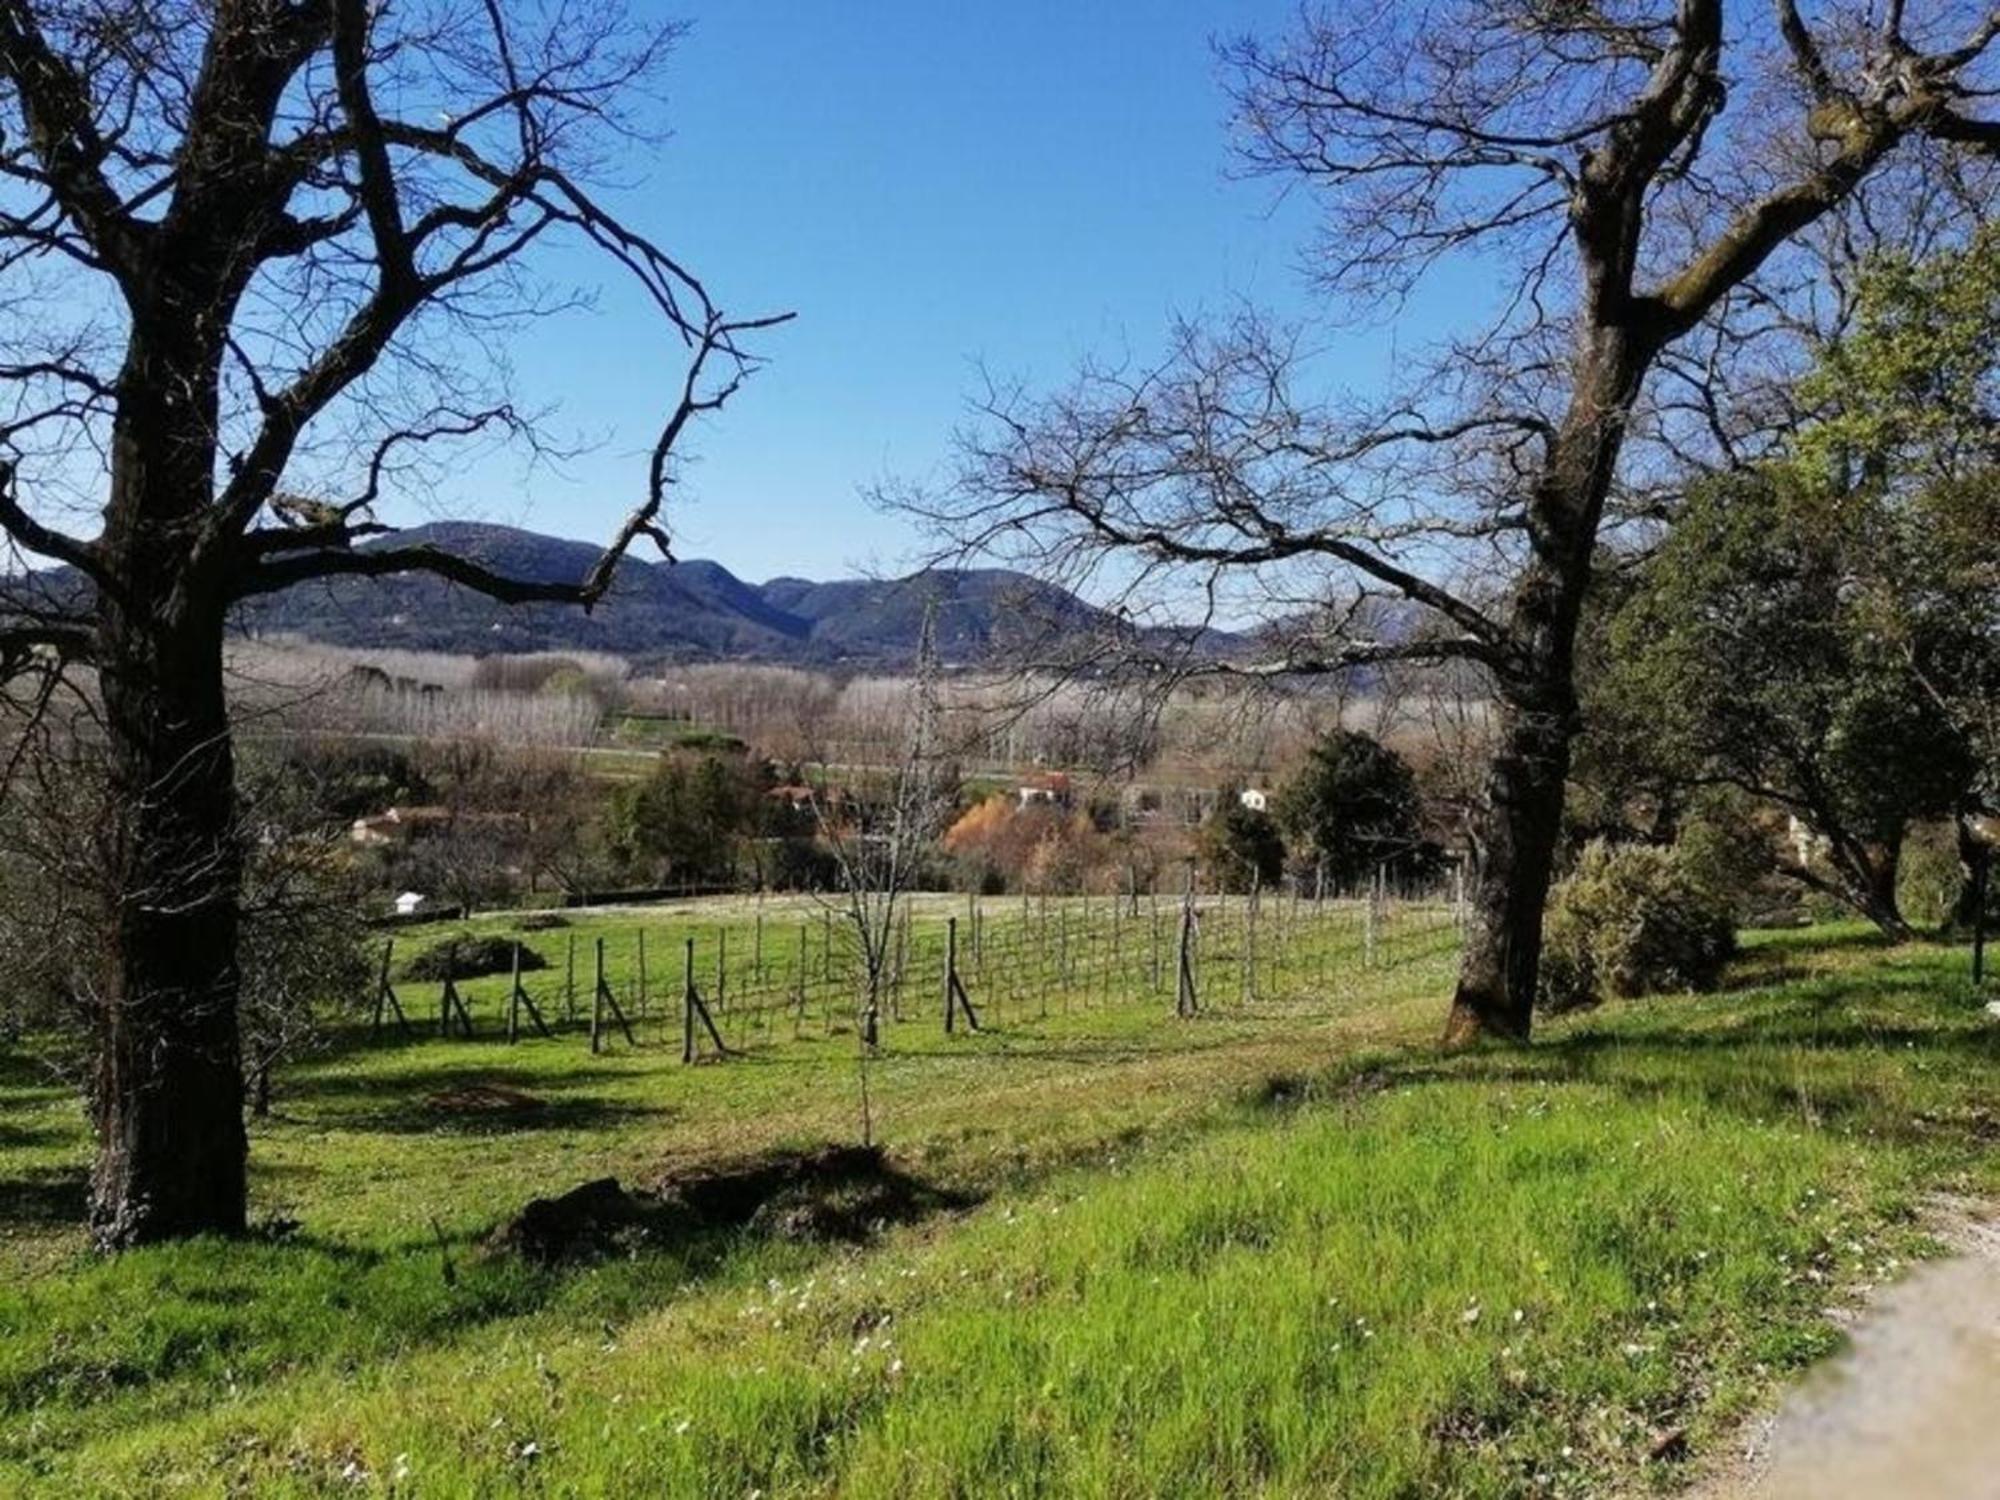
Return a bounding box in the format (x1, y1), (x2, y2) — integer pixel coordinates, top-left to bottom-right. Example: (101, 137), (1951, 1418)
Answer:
(1442, 327), (1643, 1045)
(1443, 678), (1575, 1044)
(1950, 814), (1993, 937)
(1828, 832), (1911, 940)
(89, 602), (248, 1248)
(88, 317), (247, 1249)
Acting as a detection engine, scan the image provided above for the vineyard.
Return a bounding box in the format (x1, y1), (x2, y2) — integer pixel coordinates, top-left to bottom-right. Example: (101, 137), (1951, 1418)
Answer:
(374, 887), (1470, 1059)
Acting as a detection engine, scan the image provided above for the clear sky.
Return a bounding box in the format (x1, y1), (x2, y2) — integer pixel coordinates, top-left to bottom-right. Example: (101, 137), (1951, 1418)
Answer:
(430, 1), (1419, 584)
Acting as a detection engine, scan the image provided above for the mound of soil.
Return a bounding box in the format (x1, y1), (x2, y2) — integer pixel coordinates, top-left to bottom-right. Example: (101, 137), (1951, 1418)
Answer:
(488, 1178), (647, 1266)
(402, 935), (547, 981)
(486, 1144), (975, 1267)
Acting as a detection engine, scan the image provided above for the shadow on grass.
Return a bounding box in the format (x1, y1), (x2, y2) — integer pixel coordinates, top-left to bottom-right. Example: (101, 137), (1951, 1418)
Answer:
(341, 1092), (675, 1137)
(1302, 965), (2000, 1158)
(0, 1166), (86, 1227)
(279, 1059), (632, 1102)
(0, 1145), (980, 1430)
(0, 1118), (65, 1151)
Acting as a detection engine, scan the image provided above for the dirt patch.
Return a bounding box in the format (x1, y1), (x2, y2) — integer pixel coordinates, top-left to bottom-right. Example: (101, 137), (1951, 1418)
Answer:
(424, 1084), (545, 1116)
(1691, 1200), (2000, 1500)
(487, 1144), (976, 1267)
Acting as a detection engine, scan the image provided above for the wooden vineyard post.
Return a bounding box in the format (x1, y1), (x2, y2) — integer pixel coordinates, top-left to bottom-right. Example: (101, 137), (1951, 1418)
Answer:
(438, 941), (473, 1039)
(1058, 907), (1070, 1014)
(506, 941), (551, 1043)
(1096, 916), (1109, 1008)
(1243, 876), (1259, 1004)
(588, 937), (602, 1052)
(716, 927), (728, 1013)
(636, 930), (649, 1023)
(1364, 873), (1381, 969)
(942, 916), (981, 1033)
(1037, 896), (1050, 1019)
(1111, 898), (1123, 1006)
(1150, 896), (1163, 996)
(564, 933), (577, 1025)
(892, 910), (910, 1022)
(1175, 887), (1199, 1018)
(793, 922), (808, 1037)
(506, 940), (521, 1043)
(371, 938), (411, 1038)
(1317, 896), (1329, 992)
(754, 910), (765, 985)
(589, 937), (637, 1053)
(681, 937), (732, 1062)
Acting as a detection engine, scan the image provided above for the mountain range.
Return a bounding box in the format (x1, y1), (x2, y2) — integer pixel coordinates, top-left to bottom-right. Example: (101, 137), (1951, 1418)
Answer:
(231, 522), (1187, 668)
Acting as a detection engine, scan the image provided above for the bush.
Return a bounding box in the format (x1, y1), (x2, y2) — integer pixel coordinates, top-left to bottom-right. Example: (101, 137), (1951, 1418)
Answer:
(1896, 820), (1963, 931)
(402, 934), (547, 982)
(1538, 842), (1736, 1013)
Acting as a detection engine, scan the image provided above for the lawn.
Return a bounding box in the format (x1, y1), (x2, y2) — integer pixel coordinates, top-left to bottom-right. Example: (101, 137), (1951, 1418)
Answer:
(0, 912), (1992, 1497)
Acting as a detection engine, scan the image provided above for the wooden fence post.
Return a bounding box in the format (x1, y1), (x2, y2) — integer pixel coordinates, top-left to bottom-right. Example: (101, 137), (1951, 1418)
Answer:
(438, 940), (472, 1038)
(589, 937), (604, 1053)
(1176, 889), (1199, 1018)
(943, 916), (980, 1033)
(1058, 907), (1070, 1013)
(371, 938), (411, 1038)
(507, 941), (522, 1043)
(506, 940), (550, 1042)
(564, 932), (577, 1025)
(793, 921), (808, 1037)
(636, 929), (649, 1022)
(680, 936), (735, 1062)
(1365, 873), (1381, 969)
(1244, 875), (1259, 1004)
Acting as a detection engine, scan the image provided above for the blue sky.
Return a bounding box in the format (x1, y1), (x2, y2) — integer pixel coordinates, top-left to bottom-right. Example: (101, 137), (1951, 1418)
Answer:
(432, 2), (1303, 581)
(435, 2), (1462, 584)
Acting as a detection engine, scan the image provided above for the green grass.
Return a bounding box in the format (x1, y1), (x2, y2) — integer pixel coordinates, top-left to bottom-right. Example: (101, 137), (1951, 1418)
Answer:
(0, 916), (1993, 1497)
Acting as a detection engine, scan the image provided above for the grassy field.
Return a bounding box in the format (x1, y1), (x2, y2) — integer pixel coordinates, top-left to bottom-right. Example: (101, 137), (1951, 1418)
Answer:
(0, 910), (1993, 1496)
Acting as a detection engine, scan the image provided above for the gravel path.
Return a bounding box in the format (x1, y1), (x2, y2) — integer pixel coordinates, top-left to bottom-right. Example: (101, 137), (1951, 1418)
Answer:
(1699, 1207), (2000, 1500)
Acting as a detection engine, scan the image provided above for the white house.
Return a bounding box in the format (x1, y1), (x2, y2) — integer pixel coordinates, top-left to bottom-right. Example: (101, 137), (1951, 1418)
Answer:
(1018, 771), (1074, 808)
(1239, 788), (1271, 813)
(393, 891), (428, 918)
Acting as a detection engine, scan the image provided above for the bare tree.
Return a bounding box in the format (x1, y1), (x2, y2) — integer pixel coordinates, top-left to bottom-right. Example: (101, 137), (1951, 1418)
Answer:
(802, 601), (955, 1049)
(0, 1), (785, 1246)
(907, 1), (2000, 1042)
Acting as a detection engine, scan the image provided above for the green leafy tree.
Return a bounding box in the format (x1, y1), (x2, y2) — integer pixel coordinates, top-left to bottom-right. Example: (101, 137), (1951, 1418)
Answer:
(1597, 473), (1972, 937)
(1589, 230), (2000, 938)
(1799, 227), (2000, 931)
(1199, 791), (1286, 894)
(1276, 730), (1423, 889)
(615, 752), (767, 890)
